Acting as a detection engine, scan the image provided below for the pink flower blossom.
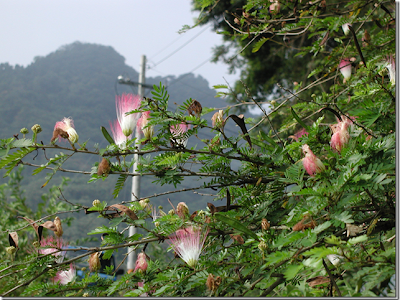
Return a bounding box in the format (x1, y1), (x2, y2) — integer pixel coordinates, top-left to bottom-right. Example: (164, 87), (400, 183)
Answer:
(330, 116), (352, 153)
(290, 128), (309, 141)
(116, 93), (142, 137)
(39, 236), (67, 263)
(302, 144), (325, 177)
(53, 117), (79, 144)
(109, 119), (130, 149)
(168, 226), (209, 268)
(386, 55), (395, 85)
(137, 111), (154, 140)
(134, 252), (148, 273)
(52, 263), (76, 285)
(170, 122), (190, 147)
(339, 59), (352, 83)
(269, 0), (281, 13)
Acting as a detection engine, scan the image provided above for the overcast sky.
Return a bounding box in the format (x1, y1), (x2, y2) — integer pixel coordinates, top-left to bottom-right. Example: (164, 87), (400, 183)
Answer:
(0, 0), (240, 88)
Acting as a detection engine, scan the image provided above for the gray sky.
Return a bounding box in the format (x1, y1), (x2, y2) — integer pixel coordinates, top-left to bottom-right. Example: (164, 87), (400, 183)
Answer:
(0, 0), (240, 88)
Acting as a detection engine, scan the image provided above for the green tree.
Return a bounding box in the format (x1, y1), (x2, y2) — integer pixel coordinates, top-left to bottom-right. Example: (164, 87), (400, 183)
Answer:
(0, 0), (395, 297)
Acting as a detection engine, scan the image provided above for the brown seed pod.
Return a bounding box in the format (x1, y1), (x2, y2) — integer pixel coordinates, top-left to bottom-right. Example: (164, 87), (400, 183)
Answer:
(97, 158), (111, 177)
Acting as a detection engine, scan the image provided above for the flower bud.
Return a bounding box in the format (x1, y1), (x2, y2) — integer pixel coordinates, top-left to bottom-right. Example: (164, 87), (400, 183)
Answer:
(258, 241), (268, 251)
(20, 128), (29, 135)
(168, 209), (175, 216)
(32, 241), (40, 248)
(89, 252), (101, 272)
(176, 202), (189, 219)
(270, 100), (277, 107)
(31, 124), (42, 134)
(83, 293), (89, 297)
(92, 199), (101, 207)
(139, 198), (149, 209)
(6, 246), (16, 255)
(155, 221), (160, 227)
(54, 216), (63, 237)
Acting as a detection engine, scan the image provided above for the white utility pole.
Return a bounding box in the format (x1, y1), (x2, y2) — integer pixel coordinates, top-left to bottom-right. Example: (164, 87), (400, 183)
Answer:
(127, 55), (146, 273)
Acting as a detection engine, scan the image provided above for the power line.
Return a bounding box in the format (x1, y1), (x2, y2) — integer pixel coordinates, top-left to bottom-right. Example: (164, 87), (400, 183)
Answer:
(149, 25), (211, 68)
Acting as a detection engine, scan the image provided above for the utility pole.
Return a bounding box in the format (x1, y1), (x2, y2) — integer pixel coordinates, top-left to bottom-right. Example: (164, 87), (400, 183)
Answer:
(126, 55), (146, 273)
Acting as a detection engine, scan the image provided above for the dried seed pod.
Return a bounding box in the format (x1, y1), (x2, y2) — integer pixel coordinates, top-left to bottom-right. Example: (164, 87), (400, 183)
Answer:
(89, 252), (101, 272)
(54, 216), (63, 237)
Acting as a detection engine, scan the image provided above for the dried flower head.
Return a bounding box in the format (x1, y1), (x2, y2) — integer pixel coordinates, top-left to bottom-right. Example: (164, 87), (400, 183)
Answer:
(89, 252), (101, 272)
(261, 218), (270, 231)
(206, 273), (222, 292)
(176, 202), (189, 219)
(188, 100), (202, 118)
(54, 216), (63, 238)
(53, 117), (79, 144)
(211, 110), (224, 129)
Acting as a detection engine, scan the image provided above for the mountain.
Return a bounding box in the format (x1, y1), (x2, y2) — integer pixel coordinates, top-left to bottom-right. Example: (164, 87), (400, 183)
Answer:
(0, 41), (237, 247)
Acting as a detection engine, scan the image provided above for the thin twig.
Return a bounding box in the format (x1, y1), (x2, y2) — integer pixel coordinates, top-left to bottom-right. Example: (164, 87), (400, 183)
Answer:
(322, 259), (342, 297)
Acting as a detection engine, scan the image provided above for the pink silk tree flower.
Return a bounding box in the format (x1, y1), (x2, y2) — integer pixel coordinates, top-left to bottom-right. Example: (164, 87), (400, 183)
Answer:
(116, 93), (142, 137)
(52, 263), (76, 285)
(52, 117), (79, 144)
(289, 128), (309, 141)
(386, 55), (395, 86)
(168, 226), (209, 268)
(109, 120), (130, 149)
(170, 122), (190, 147)
(302, 144), (325, 177)
(330, 117), (352, 153)
(269, 0), (280, 13)
(137, 111), (154, 141)
(39, 236), (67, 263)
(134, 252), (148, 274)
(339, 59), (352, 83)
